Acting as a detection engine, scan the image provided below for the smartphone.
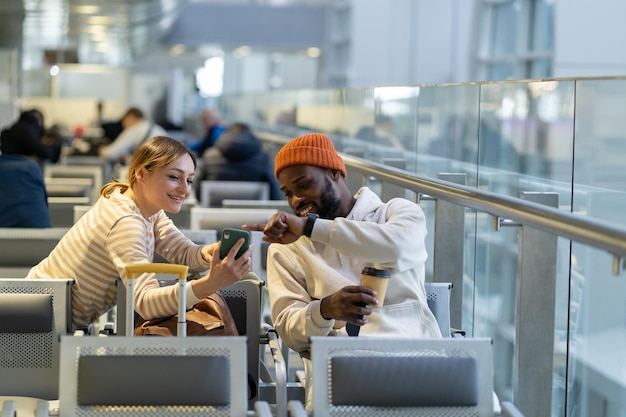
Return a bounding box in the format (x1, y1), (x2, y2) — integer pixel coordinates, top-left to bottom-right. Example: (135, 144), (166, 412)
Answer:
(219, 228), (251, 260)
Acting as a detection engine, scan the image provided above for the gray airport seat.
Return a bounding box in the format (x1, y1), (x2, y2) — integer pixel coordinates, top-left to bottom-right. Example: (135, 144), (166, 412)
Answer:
(219, 277), (269, 410)
(190, 207), (277, 233)
(0, 228), (68, 278)
(199, 180), (270, 208)
(44, 165), (104, 204)
(48, 197), (91, 227)
(44, 177), (93, 198)
(222, 199), (290, 211)
(288, 336), (524, 417)
(58, 335), (272, 416)
(220, 276), (296, 416)
(0, 278), (73, 416)
(45, 180), (94, 226)
(113, 271), (282, 414)
(425, 281), (452, 337)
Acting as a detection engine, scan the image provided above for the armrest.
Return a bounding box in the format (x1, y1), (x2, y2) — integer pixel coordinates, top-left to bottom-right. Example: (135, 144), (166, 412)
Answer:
(35, 400), (49, 417)
(500, 401), (525, 417)
(295, 370), (306, 386)
(254, 401), (274, 417)
(267, 329), (288, 417)
(287, 400), (308, 417)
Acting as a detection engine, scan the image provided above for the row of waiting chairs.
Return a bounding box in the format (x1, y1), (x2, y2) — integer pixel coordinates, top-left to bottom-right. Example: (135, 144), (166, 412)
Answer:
(48, 177), (284, 228)
(0, 270), (525, 417)
(0, 275), (277, 417)
(37, 336), (523, 417)
(48, 156), (270, 210)
(0, 291), (522, 417)
(199, 180), (270, 208)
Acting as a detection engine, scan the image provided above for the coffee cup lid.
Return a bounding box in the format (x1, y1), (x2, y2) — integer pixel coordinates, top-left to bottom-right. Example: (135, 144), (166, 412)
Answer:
(361, 266), (391, 278)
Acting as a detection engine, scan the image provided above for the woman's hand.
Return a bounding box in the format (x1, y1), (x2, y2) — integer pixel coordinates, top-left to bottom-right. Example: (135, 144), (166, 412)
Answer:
(191, 239), (254, 297)
(200, 242), (219, 263)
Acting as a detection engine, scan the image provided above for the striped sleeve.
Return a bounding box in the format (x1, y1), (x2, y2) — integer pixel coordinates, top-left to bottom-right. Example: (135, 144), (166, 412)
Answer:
(106, 215), (183, 320)
(153, 213), (210, 271)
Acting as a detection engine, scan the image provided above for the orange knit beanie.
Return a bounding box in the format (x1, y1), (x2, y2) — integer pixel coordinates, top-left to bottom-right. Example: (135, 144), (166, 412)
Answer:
(274, 133), (347, 179)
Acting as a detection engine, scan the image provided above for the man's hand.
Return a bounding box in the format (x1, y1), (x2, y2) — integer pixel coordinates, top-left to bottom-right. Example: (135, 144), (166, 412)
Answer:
(320, 286), (379, 325)
(243, 211), (307, 244)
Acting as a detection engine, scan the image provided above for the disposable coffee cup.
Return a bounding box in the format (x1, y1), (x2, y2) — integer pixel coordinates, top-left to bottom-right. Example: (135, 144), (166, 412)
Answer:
(361, 266), (391, 307)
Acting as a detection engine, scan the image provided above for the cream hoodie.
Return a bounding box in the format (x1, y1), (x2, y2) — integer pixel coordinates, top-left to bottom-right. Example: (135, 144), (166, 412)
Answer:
(267, 187), (442, 354)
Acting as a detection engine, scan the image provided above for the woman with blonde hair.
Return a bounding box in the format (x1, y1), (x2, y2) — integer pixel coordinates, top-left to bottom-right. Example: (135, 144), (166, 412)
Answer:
(28, 135), (253, 331)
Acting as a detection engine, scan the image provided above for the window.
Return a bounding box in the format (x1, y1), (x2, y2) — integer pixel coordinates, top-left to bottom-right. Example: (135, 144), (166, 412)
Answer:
(475, 0), (554, 81)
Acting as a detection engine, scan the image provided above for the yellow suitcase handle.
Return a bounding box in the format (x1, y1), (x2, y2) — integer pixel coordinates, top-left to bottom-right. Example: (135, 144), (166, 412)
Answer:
(123, 263), (190, 336)
(125, 263), (189, 280)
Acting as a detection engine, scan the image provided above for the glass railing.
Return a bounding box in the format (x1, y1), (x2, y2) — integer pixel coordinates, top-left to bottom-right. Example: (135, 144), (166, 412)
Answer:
(220, 77), (626, 417)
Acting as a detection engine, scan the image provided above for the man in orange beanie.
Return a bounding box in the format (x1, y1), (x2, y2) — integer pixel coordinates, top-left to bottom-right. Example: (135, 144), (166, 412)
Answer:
(245, 132), (441, 407)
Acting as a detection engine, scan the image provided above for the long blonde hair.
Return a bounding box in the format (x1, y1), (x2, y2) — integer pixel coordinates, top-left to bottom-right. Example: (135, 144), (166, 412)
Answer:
(101, 136), (197, 197)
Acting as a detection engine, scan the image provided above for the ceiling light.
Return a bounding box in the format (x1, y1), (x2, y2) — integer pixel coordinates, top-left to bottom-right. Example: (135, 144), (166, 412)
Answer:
(95, 43), (110, 52)
(233, 46), (251, 58)
(170, 44), (186, 55)
(86, 25), (108, 34)
(87, 16), (114, 25)
(90, 32), (108, 42)
(307, 47), (321, 58)
(197, 44), (224, 58)
(72, 6), (101, 14)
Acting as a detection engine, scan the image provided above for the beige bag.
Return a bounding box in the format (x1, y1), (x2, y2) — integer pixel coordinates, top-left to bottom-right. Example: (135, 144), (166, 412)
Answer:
(134, 293), (239, 337)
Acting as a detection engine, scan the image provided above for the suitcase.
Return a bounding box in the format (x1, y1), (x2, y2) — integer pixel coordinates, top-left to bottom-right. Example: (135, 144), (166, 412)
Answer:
(124, 263), (189, 336)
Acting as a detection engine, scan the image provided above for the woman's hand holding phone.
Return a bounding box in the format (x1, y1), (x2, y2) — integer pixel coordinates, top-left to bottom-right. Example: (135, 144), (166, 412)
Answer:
(191, 228), (253, 297)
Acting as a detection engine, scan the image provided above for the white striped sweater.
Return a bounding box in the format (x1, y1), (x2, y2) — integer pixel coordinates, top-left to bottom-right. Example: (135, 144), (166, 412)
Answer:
(27, 189), (209, 329)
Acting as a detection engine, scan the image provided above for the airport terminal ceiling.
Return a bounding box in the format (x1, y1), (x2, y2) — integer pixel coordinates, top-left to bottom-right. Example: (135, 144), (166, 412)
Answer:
(0, 0), (330, 69)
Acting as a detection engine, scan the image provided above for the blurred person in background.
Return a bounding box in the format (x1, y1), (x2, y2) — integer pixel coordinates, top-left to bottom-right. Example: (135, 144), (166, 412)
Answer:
(195, 122), (282, 201)
(190, 108), (225, 157)
(99, 107), (166, 165)
(0, 109), (61, 169)
(92, 100), (123, 142)
(428, 115), (520, 170)
(0, 154), (51, 228)
(355, 114), (405, 150)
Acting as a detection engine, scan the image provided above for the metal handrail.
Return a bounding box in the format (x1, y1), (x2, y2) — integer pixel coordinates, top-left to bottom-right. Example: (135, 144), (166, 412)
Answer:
(345, 156), (626, 259)
(258, 131), (626, 260)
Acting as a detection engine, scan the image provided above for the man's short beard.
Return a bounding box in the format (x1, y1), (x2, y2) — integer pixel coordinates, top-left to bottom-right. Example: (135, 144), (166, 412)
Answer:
(317, 177), (341, 219)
